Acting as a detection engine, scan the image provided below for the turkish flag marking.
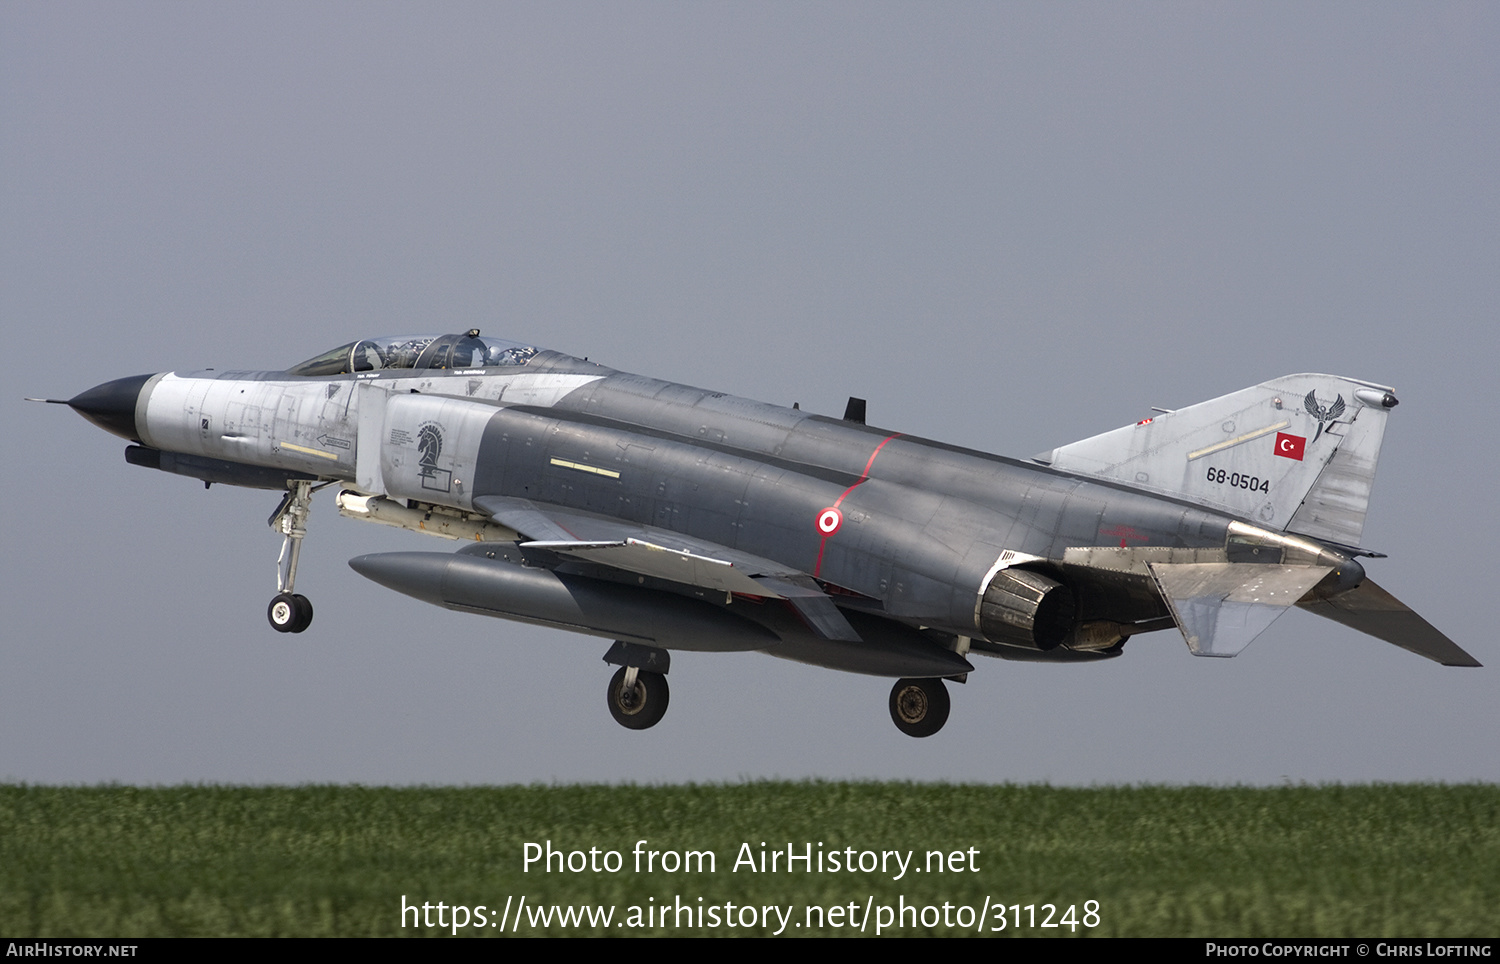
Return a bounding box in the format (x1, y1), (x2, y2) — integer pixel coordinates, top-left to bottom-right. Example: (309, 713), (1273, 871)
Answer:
(1274, 432), (1306, 461)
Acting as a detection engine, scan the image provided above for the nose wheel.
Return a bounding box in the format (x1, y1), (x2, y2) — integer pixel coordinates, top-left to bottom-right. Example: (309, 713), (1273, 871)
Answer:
(266, 480), (323, 633)
(889, 677), (950, 737)
(268, 592), (314, 633)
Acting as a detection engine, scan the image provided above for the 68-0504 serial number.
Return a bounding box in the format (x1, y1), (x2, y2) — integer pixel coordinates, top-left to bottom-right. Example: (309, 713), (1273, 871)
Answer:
(1205, 466), (1271, 493)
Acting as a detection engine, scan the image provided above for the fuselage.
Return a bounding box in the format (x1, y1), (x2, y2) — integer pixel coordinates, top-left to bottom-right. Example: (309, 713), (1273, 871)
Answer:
(58, 335), (1477, 740)
(80, 344), (1357, 657)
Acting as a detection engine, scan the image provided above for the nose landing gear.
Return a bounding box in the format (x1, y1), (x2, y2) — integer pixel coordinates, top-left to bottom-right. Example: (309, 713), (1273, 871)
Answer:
(268, 592), (313, 633)
(267, 480), (322, 633)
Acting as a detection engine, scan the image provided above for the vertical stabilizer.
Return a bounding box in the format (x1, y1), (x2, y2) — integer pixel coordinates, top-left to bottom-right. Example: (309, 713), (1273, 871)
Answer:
(1037, 374), (1397, 543)
(1283, 403), (1387, 547)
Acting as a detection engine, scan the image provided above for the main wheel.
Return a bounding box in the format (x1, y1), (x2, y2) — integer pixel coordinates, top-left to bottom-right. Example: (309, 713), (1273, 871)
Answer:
(607, 667), (670, 730)
(888, 677), (950, 738)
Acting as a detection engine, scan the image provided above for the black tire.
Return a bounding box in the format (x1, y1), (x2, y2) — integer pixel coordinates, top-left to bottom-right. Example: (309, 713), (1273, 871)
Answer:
(290, 594), (314, 633)
(607, 667), (669, 730)
(268, 593), (299, 633)
(888, 677), (950, 738)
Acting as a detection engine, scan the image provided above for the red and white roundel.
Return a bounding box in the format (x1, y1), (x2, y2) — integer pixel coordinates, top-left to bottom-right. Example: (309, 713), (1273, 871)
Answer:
(816, 507), (843, 535)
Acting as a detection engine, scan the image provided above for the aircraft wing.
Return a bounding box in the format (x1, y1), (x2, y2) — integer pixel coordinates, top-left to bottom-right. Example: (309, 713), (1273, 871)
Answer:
(470, 496), (580, 542)
(471, 495), (862, 640)
(1297, 578), (1482, 667)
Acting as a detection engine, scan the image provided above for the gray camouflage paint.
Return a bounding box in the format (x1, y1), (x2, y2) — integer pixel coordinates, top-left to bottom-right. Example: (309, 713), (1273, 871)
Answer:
(115, 346), (1369, 671)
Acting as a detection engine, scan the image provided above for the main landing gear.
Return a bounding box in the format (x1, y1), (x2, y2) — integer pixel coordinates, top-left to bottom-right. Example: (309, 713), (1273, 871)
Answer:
(889, 677), (950, 738)
(604, 641), (671, 730)
(267, 479), (321, 633)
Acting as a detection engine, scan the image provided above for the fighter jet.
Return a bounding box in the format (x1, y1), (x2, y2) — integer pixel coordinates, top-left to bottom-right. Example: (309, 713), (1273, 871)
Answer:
(41, 330), (1479, 737)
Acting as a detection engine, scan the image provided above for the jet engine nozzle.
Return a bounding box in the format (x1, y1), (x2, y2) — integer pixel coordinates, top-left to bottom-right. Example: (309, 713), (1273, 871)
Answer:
(68, 373), (156, 442)
(978, 568), (1077, 651)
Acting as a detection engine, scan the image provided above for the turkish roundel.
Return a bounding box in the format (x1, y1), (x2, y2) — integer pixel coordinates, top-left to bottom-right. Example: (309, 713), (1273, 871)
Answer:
(1274, 432), (1306, 461)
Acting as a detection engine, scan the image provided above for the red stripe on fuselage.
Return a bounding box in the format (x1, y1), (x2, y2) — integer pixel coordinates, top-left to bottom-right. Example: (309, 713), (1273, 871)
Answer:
(814, 433), (901, 577)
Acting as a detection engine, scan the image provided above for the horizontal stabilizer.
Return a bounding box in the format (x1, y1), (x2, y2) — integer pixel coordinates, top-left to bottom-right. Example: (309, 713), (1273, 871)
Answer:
(1297, 578), (1481, 667)
(1148, 562), (1332, 657)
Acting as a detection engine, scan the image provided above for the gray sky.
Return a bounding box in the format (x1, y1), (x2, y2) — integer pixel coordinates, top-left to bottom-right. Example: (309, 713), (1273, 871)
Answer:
(3, 2), (1496, 785)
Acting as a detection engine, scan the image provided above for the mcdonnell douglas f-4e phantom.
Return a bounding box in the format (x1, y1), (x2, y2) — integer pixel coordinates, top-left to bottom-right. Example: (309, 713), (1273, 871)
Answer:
(44, 330), (1479, 737)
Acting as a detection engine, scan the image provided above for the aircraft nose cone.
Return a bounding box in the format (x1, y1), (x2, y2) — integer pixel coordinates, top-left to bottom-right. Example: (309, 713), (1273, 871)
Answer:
(68, 374), (154, 441)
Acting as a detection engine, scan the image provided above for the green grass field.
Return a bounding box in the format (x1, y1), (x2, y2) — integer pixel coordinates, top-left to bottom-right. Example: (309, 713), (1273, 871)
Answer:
(1, 783), (1495, 937)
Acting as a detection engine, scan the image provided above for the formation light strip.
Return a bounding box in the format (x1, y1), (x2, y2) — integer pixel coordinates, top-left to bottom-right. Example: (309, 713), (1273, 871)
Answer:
(1186, 420), (1290, 461)
(550, 458), (621, 479)
(280, 442), (341, 461)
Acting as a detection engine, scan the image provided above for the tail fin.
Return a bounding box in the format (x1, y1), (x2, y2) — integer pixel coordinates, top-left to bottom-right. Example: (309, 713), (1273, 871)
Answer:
(1036, 374), (1398, 545)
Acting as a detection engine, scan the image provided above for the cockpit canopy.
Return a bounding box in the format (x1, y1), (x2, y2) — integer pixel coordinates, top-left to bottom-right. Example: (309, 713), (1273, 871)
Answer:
(287, 331), (539, 377)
